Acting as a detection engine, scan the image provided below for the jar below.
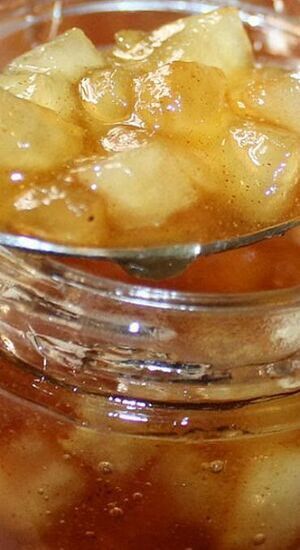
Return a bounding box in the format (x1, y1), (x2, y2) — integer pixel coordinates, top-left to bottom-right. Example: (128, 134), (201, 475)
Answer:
(0, 1), (299, 549)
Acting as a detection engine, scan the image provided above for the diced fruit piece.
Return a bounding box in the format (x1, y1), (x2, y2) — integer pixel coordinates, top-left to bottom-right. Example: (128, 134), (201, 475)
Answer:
(212, 120), (300, 223)
(101, 126), (148, 153)
(5, 28), (104, 80)
(224, 449), (300, 549)
(230, 67), (300, 134)
(156, 444), (231, 545)
(79, 66), (134, 123)
(77, 139), (209, 230)
(62, 426), (156, 477)
(135, 61), (228, 141)
(8, 181), (108, 246)
(0, 88), (83, 171)
(0, 9), (297, 251)
(113, 8), (253, 77)
(0, 72), (76, 120)
(115, 29), (147, 51)
(0, 431), (84, 541)
(61, 395), (158, 476)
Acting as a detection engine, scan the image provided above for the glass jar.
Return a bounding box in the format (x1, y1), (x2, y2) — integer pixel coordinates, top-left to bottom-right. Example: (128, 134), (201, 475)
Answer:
(0, 1), (300, 548)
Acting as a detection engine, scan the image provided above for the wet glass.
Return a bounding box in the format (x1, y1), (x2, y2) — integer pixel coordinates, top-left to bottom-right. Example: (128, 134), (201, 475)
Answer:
(0, 1), (299, 548)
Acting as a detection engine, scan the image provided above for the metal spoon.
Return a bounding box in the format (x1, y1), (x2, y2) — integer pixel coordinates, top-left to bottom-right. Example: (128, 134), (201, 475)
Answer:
(0, 218), (299, 279)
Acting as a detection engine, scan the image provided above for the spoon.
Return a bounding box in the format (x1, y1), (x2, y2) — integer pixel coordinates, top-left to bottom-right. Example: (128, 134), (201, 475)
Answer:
(0, 218), (299, 280)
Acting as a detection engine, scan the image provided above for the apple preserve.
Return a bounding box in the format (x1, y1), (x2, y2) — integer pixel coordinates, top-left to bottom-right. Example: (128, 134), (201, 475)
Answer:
(0, 6), (299, 248)
(0, 2), (299, 550)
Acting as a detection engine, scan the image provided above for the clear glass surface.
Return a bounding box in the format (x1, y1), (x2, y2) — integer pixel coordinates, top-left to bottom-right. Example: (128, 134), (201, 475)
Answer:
(0, 1), (299, 548)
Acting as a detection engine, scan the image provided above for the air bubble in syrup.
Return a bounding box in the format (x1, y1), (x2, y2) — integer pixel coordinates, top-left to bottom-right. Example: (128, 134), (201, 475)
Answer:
(253, 533), (266, 546)
(132, 491), (143, 501)
(98, 461), (113, 474)
(201, 460), (225, 473)
(63, 453), (71, 461)
(109, 506), (124, 518)
(107, 501), (117, 509)
(210, 460), (225, 473)
(85, 531), (96, 537)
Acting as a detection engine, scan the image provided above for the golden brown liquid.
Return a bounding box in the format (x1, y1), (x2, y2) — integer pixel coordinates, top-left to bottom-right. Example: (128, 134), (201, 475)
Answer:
(0, 8), (299, 549)
(0, 351), (299, 550)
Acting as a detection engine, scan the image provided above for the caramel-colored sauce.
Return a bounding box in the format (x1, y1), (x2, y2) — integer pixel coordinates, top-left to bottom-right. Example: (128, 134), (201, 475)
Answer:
(0, 8), (299, 251)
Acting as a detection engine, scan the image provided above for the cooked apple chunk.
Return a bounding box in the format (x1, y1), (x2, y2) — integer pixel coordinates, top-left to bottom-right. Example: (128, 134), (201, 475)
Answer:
(135, 61), (227, 141)
(215, 120), (300, 222)
(0, 431), (84, 542)
(5, 28), (104, 80)
(9, 182), (108, 246)
(0, 89), (83, 171)
(230, 67), (300, 135)
(113, 8), (253, 77)
(62, 425), (156, 477)
(0, 72), (76, 120)
(77, 139), (208, 229)
(0, 8), (297, 250)
(115, 29), (147, 51)
(79, 66), (134, 123)
(157, 445), (230, 532)
(224, 450), (300, 549)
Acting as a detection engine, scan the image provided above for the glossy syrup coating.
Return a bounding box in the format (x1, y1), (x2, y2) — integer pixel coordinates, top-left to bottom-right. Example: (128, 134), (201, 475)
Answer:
(0, 8), (299, 248)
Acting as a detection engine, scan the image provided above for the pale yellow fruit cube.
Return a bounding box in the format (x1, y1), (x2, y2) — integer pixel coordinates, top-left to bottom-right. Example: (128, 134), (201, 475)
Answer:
(153, 443), (236, 548)
(77, 139), (208, 230)
(115, 29), (147, 51)
(0, 431), (84, 542)
(61, 395), (158, 476)
(223, 449), (300, 549)
(79, 66), (134, 123)
(230, 67), (300, 135)
(135, 61), (227, 141)
(0, 88), (83, 171)
(213, 120), (300, 223)
(113, 8), (253, 77)
(5, 28), (104, 80)
(10, 182), (108, 246)
(62, 426), (156, 477)
(0, 71), (76, 120)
